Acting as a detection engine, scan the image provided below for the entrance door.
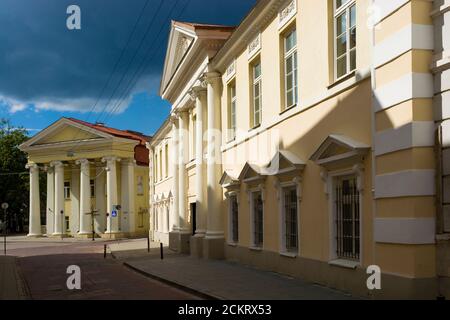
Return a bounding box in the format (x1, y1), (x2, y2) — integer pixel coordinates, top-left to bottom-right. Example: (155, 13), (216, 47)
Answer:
(190, 203), (197, 236)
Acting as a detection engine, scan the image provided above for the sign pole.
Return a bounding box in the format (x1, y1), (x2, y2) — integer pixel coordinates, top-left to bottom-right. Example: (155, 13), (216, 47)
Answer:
(2, 203), (9, 256)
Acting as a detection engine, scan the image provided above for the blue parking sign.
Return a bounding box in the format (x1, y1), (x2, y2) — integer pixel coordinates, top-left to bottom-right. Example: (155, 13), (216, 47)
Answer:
(111, 210), (118, 217)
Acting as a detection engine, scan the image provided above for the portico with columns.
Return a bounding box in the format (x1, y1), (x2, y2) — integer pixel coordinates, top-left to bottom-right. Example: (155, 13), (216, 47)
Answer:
(155, 21), (234, 258)
(20, 117), (150, 239)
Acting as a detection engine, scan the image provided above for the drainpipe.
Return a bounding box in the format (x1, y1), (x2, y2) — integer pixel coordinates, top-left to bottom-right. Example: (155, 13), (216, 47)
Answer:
(369, 0), (378, 278)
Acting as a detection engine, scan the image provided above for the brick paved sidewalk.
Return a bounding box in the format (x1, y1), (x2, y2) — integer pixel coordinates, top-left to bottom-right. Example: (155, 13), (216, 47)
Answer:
(0, 256), (28, 300)
(110, 241), (356, 300)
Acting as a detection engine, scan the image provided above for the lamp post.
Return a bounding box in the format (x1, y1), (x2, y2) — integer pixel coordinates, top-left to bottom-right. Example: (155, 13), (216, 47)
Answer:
(2, 203), (9, 255)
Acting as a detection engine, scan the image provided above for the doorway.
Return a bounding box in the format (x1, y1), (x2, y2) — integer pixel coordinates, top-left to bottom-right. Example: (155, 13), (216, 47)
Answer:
(190, 203), (197, 236)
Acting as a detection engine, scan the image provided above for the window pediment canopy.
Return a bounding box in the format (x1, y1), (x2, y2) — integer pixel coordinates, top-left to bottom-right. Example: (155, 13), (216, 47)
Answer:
(238, 162), (266, 184)
(310, 135), (370, 170)
(265, 150), (305, 176)
(220, 171), (240, 189)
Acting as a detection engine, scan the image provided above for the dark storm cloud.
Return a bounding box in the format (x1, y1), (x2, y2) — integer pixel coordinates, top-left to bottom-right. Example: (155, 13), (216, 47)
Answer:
(0, 0), (256, 113)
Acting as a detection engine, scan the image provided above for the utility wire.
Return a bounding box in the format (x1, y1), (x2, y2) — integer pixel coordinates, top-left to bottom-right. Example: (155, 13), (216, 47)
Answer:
(94, 0), (165, 125)
(102, 0), (189, 125)
(68, 0), (152, 148)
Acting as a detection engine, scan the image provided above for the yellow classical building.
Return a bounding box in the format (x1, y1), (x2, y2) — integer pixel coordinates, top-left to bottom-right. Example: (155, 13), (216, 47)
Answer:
(20, 118), (150, 239)
(149, 0), (450, 299)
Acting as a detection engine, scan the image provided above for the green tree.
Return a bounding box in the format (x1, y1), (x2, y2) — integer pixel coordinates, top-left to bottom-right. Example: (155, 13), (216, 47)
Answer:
(0, 119), (32, 232)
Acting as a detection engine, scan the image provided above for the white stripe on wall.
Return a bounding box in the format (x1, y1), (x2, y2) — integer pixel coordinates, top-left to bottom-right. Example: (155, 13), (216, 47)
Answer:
(374, 121), (435, 156)
(374, 0), (409, 22)
(374, 24), (434, 68)
(375, 170), (435, 198)
(374, 218), (436, 244)
(374, 73), (434, 112)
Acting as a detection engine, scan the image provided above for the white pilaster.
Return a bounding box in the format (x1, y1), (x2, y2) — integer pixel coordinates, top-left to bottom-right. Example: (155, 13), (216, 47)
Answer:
(51, 161), (65, 236)
(194, 87), (207, 236)
(171, 117), (180, 232)
(70, 165), (80, 235)
(95, 165), (106, 233)
(45, 166), (54, 236)
(102, 157), (120, 234)
(77, 159), (91, 235)
(178, 110), (189, 234)
(26, 163), (41, 237)
(121, 159), (136, 233)
(205, 73), (224, 239)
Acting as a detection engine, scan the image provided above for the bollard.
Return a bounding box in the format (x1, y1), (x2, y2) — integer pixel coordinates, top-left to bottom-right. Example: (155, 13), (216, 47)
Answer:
(160, 242), (164, 260)
(104, 244), (107, 259)
(147, 235), (150, 253)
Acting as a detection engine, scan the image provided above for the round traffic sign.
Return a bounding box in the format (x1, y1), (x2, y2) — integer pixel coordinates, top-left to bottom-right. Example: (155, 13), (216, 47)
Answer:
(1, 203), (8, 210)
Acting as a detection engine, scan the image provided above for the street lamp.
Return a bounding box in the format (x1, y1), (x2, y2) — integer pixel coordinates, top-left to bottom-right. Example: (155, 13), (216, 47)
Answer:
(2, 202), (9, 255)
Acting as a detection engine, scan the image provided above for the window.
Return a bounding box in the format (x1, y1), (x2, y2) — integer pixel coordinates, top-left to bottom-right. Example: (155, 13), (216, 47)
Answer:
(230, 195), (239, 243)
(192, 116), (197, 159)
(137, 176), (144, 196)
(284, 28), (298, 109)
(90, 179), (95, 198)
(64, 182), (71, 200)
(252, 191), (264, 247)
(228, 83), (237, 140)
(154, 153), (158, 183)
(334, 0), (356, 79)
(283, 187), (298, 253)
(65, 216), (70, 232)
(165, 144), (169, 178)
(138, 211), (144, 228)
(335, 175), (360, 261)
(159, 149), (163, 181)
(252, 61), (262, 128)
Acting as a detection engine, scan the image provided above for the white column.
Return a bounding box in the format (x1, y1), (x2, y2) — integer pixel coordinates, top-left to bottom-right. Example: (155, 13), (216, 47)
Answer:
(95, 165), (106, 233)
(77, 159), (91, 235)
(121, 159), (136, 233)
(26, 163), (41, 237)
(103, 157), (120, 234)
(148, 145), (155, 238)
(45, 166), (54, 236)
(178, 110), (189, 234)
(194, 87), (207, 236)
(205, 73), (224, 239)
(171, 117), (179, 232)
(51, 161), (65, 236)
(70, 165), (80, 235)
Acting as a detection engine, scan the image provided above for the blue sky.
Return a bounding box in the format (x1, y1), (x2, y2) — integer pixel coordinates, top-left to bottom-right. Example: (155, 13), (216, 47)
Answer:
(0, 0), (256, 136)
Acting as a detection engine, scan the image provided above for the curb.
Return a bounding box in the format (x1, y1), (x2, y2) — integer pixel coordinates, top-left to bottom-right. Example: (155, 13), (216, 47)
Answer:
(123, 262), (222, 300)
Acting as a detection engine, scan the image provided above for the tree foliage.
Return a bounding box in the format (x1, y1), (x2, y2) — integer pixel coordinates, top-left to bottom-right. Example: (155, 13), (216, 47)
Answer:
(0, 119), (30, 231)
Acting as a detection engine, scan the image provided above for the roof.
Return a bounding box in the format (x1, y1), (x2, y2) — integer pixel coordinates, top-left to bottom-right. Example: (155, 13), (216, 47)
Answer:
(172, 20), (236, 31)
(68, 118), (151, 146)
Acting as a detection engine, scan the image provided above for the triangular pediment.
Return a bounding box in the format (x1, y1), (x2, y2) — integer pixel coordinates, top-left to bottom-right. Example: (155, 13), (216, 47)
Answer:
(220, 171), (240, 188)
(264, 150), (305, 176)
(238, 162), (265, 183)
(310, 135), (370, 169)
(20, 118), (113, 151)
(160, 22), (197, 96)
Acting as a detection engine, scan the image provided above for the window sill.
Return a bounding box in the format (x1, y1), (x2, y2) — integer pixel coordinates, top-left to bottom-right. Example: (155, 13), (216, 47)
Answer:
(327, 70), (356, 90)
(249, 246), (263, 252)
(248, 124), (261, 132)
(228, 242), (238, 247)
(329, 259), (360, 270)
(279, 104), (297, 116)
(280, 251), (297, 258)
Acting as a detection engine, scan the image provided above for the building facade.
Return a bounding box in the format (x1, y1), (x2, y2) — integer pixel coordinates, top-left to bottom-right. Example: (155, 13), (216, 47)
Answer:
(20, 118), (150, 239)
(150, 0), (449, 299)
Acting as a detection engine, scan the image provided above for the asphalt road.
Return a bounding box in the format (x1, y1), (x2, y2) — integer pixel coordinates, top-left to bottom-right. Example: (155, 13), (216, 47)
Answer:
(4, 240), (200, 300)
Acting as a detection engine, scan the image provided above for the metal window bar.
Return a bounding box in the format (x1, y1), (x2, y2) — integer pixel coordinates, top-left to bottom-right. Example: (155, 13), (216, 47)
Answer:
(253, 193), (263, 247)
(231, 196), (239, 243)
(284, 188), (298, 252)
(335, 177), (359, 260)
